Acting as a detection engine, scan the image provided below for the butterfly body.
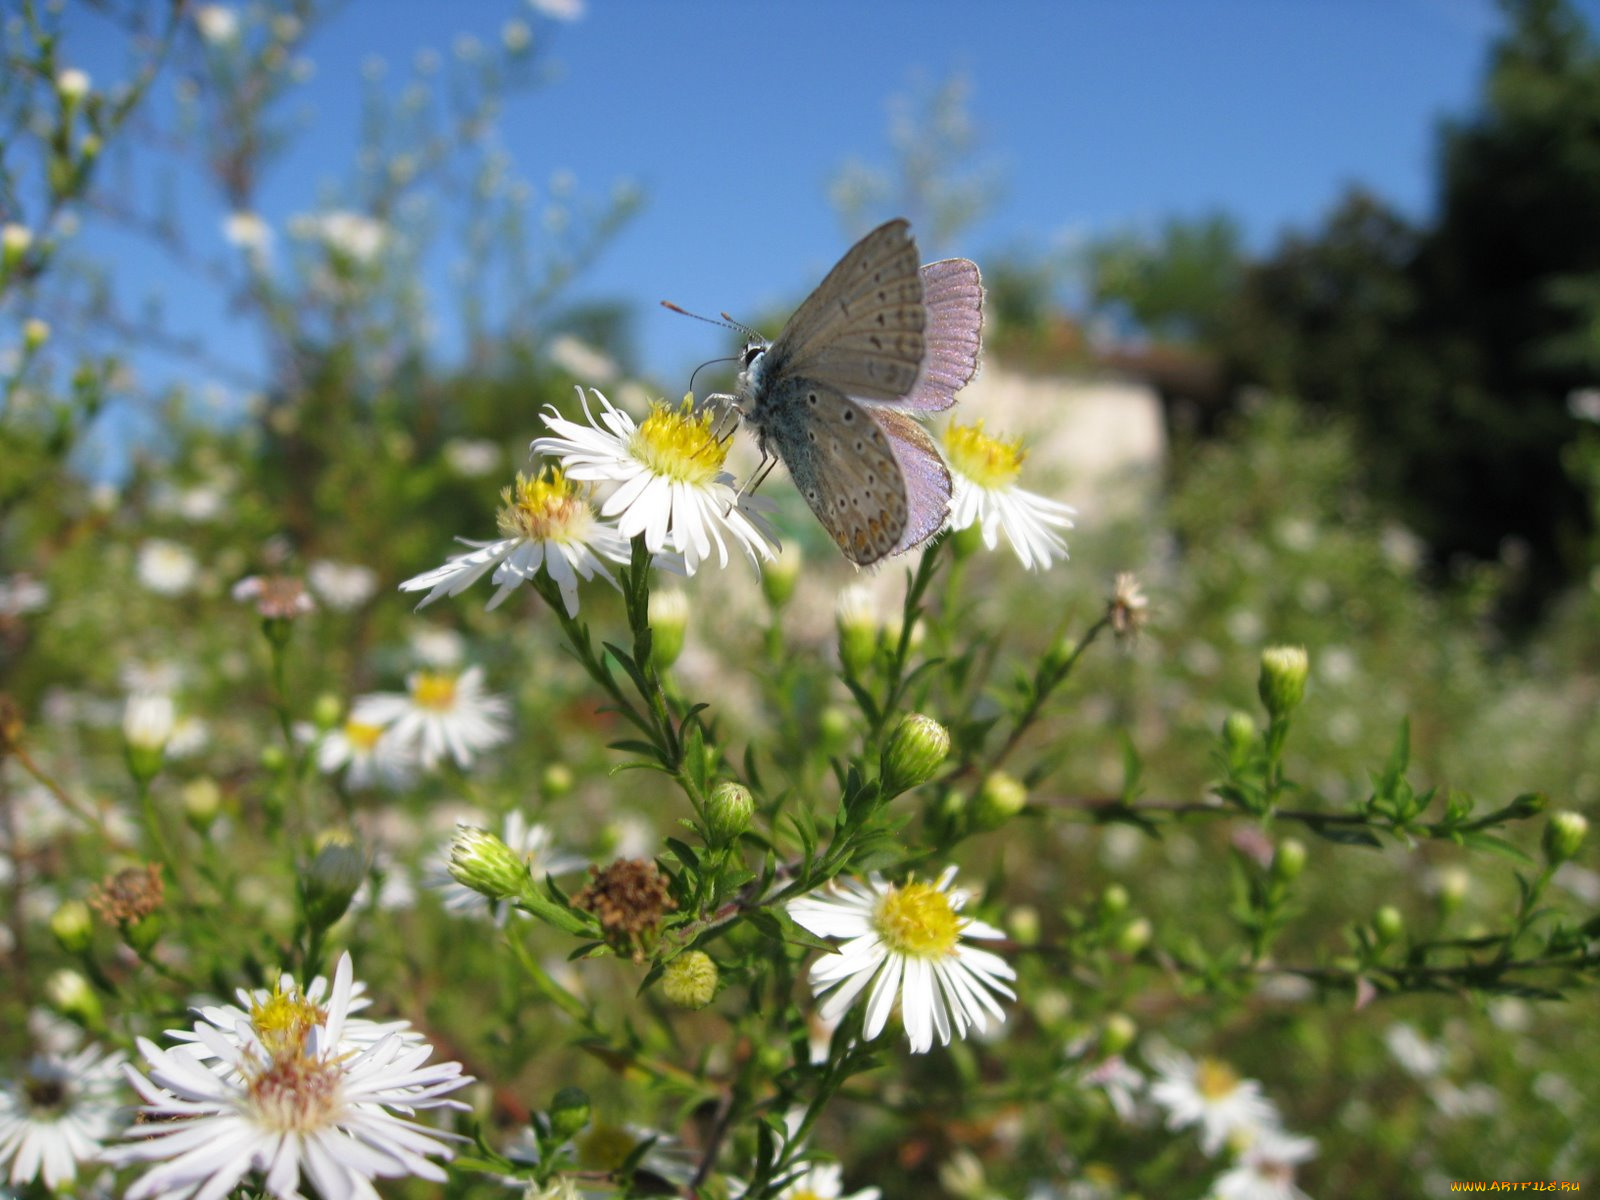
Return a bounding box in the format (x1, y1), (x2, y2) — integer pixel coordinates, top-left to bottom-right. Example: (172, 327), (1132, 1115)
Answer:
(733, 219), (984, 566)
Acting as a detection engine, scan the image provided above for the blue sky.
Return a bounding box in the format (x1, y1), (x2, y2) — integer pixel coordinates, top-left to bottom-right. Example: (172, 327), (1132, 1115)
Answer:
(54, 0), (1572, 409)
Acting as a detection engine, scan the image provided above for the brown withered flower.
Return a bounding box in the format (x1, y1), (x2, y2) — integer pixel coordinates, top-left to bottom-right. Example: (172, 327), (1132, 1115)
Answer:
(573, 858), (678, 964)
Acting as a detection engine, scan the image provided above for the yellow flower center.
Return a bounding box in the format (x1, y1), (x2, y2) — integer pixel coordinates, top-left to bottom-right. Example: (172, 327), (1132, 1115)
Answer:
(497, 467), (590, 543)
(410, 671), (458, 711)
(873, 880), (961, 958)
(250, 984), (326, 1059)
(343, 720), (384, 752)
(628, 397), (726, 485)
(788, 1190), (824, 1200)
(1195, 1056), (1241, 1099)
(943, 419), (1025, 488)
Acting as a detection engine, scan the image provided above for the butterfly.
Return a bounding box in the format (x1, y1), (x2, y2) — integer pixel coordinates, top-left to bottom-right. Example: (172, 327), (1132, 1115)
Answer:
(732, 219), (983, 566)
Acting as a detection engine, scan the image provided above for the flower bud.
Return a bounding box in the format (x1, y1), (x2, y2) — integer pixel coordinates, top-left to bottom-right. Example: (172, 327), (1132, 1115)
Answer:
(1272, 838), (1307, 882)
(449, 824), (527, 902)
(647, 588), (689, 670)
(1100, 1012), (1137, 1055)
(835, 584), (878, 675)
(1, 223), (30, 271)
(181, 777), (223, 831)
(312, 692), (343, 730)
(45, 968), (102, 1029)
(1544, 811), (1588, 866)
(705, 781), (753, 847)
(760, 543), (802, 610)
(56, 68), (91, 104)
(1258, 645), (1310, 719)
(1115, 917), (1152, 955)
(1100, 883), (1129, 917)
(1223, 710), (1257, 762)
(1006, 904), (1040, 945)
(971, 770), (1028, 831)
(1373, 904), (1404, 945)
(541, 762), (574, 800)
(22, 318), (49, 352)
(548, 1085), (592, 1141)
(123, 692), (174, 783)
(661, 949), (718, 1009)
(880, 713), (950, 795)
(80, 133), (102, 160)
(817, 705), (852, 754)
(50, 899), (93, 954)
(302, 833), (366, 931)
(1432, 865), (1470, 917)
(259, 743), (288, 773)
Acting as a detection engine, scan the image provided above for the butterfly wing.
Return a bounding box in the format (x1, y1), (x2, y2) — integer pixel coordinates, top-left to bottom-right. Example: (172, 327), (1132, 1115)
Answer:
(896, 257), (984, 413)
(871, 408), (953, 554)
(765, 219), (927, 402)
(759, 376), (910, 566)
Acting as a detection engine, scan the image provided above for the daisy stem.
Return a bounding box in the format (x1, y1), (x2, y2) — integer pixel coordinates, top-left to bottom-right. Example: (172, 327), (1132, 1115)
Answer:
(620, 536), (682, 768)
(866, 538), (947, 745)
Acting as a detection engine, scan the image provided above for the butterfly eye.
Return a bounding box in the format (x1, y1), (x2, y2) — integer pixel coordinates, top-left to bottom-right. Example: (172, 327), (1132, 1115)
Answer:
(741, 342), (765, 368)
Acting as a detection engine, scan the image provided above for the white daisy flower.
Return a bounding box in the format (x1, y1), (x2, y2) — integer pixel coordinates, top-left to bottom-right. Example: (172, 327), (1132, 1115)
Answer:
(1213, 1127), (1317, 1200)
(122, 692), (176, 754)
(423, 811), (586, 924)
(109, 953), (469, 1200)
(786, 866), (1016, 1055)
(307, 559), (378, 611)
(171, 959), (425, 1067)
(776, 1162), (880, 1200)
(354, 665), (510, 770)
(441, 437), (502, 478)
(399, 466), (630, 617)
(1147, 1046), (1279, 1157)
(193, 5), (240, 43)
(0, 1043), (126, 1190)
(300, 714), (416, 790)
(1083, 1054), (1145, 1124)
(222, 210), (270, 255)
(135, 539), (200, 596)
(532, 387), (778, 575)
(941, 419), (1074, 570)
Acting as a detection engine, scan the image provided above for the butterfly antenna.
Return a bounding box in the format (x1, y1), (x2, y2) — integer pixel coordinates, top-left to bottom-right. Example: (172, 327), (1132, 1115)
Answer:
(660, 300), (744, 333)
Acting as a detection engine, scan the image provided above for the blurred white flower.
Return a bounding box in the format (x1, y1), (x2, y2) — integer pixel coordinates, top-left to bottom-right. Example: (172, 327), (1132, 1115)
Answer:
(194, 4), (240, 42)
(1147, 1046), (1278, 1157)
(442, 437), (502, 478)
(1213, 1127), (1317, 1200)
(123, 693), (176, 753)
(532, 388), (778, 575)
(1567, 386), (1600, 424)
(291, 210), (386, 264)
(136, 539), (200, 596)
(787, 866), (1015, 1055)
(55, 69), (90, 100)
(1383, 1023), (1446, 1079)
(408, 625), (465, 668)
(942, 419), (1073, 571)
(1084, 1054), (1144, 1123)
(0, 574), (48, 617)
(0, 1043), (127, 1190)
(222, 211), (271, 257)
(528, 0), (585, 19)
(776, 1163), (880, 1200)
(303, 714), (415, 790)
(307, 559), (379, 610)
(355, 666), (510, 770)
(503, 18), (532, 51)
(546, 334), (619, 384)
(165, 715), (210, 760)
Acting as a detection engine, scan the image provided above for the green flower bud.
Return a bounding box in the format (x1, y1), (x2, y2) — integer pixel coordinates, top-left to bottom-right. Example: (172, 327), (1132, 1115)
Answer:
(1544, 811), (1588, 866)
(22, 318), (49, 352)
(1222, 710), (1257, 761)
(1258, 645), (1310, 719)
(1116, 917), (1152, 955)
(1100, 883), (1129, 917)
(1433, 865), (1470, 917)
(1, 223), (30, 271)
(302, 833), (366, 931)
(647, 588), (689, 670)
(449, 825), (527, 901)
(661, 949), (718, 1009)
(971, 770), (1028, 831)
(1100, 1012), (1137, 1056)
(548, 1085), (592, 1141)
(123, 693), (173, 783)
(541, 762), (574, 800)
(80, 133), (102, 160)
(56, 69), (91, 104)
(1272, 838), (1307, 882)
(1006, 904), (1040, 945)
(761, 543), (802, 610)
(705, 782), (753, 847)
(260, 743), (288, 773)
(312, 692), (344, 730)
(881, 713), (950, 795)
(817, 705), (852, 754)
(45, 968), (102, 1029)
(50, 899), (93, 954)
(835, 584), (878, 675)
(1373, 904), (1404, 945)
(181, 777), (223, 832)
